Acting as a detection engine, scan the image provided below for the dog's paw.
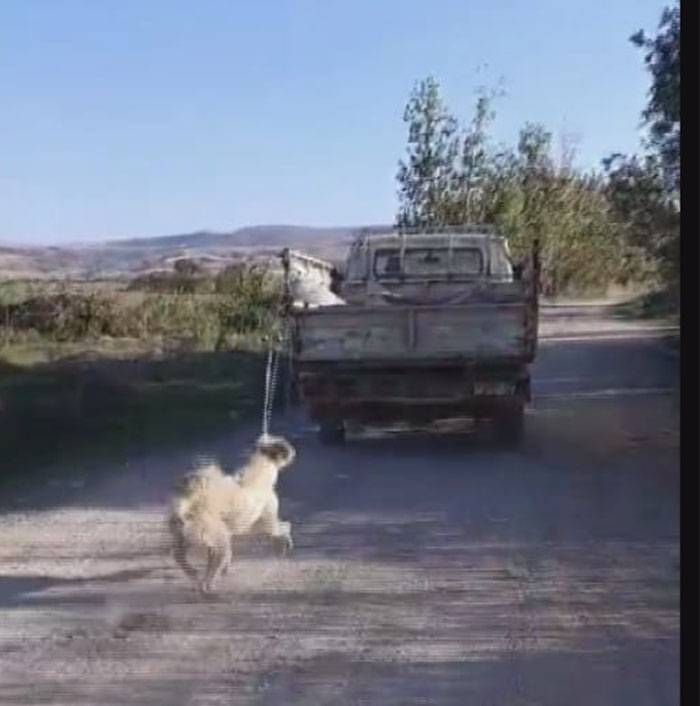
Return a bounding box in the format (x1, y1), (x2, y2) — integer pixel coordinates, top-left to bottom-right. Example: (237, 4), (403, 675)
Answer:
(278, 533), (293, 555)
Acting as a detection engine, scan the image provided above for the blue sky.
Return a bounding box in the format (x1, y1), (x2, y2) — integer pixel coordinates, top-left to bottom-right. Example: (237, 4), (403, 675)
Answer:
(0, 0), (667, 245)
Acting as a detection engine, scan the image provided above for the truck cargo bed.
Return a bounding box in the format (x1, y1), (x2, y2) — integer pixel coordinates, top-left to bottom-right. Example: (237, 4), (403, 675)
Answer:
(292, 301), (535, 364)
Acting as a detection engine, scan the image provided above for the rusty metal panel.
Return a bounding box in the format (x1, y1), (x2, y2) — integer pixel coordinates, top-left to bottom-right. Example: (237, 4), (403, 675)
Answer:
(412, 304), (524, 358)
(293, 302), (529, 363)
(295, 307), (409, 360)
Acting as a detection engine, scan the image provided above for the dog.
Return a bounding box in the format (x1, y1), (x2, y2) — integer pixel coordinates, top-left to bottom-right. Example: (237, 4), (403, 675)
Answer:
(167, 435), (296, 594)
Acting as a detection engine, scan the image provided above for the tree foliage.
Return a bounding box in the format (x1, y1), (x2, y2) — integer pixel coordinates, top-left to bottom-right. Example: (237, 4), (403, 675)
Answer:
(396, 83), (640, 295)
(396, 1), (680, 297)
(397, 77), (459, 227)
(603, 153), (678, 285)
(600, 2), (680, 293)
(450, 90), (500, 224)
(630, 2), (680, 196)
(491, 126), (632, 296)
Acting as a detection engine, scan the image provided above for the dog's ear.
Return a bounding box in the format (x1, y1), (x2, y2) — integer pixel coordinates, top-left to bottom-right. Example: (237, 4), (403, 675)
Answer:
(257, 435), (296, 467)
(271, 442), (290, 464)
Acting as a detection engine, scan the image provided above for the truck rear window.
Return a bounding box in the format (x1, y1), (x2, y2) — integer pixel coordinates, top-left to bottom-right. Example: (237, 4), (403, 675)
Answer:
(374, 248), (483, 278)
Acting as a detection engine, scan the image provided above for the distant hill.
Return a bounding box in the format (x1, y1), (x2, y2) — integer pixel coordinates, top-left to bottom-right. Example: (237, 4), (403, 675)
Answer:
(108, 225), (356, 250)
(0, 225), (380, 280)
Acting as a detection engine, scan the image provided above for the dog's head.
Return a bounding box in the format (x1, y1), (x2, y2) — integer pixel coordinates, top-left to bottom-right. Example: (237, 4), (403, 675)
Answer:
(256, 434), (296, 470)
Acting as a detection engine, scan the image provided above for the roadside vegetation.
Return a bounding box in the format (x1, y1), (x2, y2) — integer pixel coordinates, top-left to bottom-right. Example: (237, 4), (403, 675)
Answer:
(0, 263), (281, 351)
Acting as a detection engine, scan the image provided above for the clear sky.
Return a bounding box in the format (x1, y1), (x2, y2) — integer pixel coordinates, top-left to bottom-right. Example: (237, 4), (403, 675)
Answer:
(1, 0), (667, 245)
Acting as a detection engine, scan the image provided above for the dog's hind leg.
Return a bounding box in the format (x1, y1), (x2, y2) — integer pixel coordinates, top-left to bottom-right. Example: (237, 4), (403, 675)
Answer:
(220, 539), (234, 575)
(170, 521), (199, 584)
(200, 526), (231, 594)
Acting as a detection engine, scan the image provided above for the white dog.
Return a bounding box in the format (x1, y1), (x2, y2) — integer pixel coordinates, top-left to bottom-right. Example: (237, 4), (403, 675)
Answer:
(168, 435), (296, 594)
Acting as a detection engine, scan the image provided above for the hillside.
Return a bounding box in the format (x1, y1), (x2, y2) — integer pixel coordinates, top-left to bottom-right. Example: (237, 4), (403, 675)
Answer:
(0, 225), (370, 279)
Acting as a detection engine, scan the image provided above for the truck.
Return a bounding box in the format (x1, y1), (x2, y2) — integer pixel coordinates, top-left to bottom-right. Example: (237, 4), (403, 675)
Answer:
(281, 225), (540, 444)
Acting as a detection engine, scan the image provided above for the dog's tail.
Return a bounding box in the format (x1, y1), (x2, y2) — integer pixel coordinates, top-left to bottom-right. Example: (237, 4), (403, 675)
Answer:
(169, 461), (225, 526)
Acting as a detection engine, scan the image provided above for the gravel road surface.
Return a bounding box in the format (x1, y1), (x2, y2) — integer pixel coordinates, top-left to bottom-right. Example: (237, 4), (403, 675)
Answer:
(0, 306), (679, 705)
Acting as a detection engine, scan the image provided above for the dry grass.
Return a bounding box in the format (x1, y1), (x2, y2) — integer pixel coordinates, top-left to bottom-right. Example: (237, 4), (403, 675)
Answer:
(1, 275), (281, 351)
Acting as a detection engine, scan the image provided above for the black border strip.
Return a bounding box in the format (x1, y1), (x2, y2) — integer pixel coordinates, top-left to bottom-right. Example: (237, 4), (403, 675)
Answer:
(680, 0), (699, 704)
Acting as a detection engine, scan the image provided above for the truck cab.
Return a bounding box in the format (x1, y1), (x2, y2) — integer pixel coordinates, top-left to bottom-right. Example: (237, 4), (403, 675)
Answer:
(339, 226), (519, 307)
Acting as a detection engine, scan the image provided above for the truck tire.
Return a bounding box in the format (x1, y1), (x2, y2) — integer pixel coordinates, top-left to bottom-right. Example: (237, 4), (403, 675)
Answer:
(318, 421), (346, 445)
(494, 406), (525, 448)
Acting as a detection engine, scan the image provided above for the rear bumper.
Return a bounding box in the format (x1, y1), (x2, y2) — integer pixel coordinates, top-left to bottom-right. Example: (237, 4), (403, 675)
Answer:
(307, 397), (525, 424)
(297, 365), (530, 423)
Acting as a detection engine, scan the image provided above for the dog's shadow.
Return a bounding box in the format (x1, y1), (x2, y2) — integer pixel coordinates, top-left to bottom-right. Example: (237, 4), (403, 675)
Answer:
(0, 568), (156, 608)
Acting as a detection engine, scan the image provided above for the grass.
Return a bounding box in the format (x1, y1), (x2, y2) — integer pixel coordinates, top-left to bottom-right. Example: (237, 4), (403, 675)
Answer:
(0, 268), (282, 351)
(610, 287), (679, 321)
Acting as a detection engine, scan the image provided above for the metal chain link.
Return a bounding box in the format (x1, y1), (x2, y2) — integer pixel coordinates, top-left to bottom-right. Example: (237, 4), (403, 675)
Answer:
(260, 319), (289, 441)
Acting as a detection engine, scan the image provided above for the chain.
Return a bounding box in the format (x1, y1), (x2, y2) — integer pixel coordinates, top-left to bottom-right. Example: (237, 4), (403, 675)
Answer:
(260, 319), (289, 442)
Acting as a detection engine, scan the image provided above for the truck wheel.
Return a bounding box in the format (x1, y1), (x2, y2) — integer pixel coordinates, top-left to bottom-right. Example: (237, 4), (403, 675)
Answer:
(495, 408), (525, 448)
(318, 422), (345, 445)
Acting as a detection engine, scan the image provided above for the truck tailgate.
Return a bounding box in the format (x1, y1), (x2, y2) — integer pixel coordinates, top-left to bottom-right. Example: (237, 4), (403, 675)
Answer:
(292, 302), (531, 363)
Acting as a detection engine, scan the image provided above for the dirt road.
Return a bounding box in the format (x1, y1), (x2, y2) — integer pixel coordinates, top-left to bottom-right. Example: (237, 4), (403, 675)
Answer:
(0, 307), (679, 705)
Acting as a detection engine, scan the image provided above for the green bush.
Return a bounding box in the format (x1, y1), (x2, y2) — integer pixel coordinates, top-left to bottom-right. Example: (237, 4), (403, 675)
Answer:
(0, 267), (283, 351)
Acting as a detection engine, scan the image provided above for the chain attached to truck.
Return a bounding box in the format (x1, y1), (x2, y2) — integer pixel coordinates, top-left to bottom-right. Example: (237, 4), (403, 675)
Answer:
(260, 319), (290, 442)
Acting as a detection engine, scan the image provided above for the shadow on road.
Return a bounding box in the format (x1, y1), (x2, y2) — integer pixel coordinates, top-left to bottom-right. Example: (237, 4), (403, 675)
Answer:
(0, 569), (157, 608)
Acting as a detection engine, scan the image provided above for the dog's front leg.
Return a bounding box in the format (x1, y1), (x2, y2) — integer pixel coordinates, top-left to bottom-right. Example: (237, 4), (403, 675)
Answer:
(259, 497), (293, 554)
(276, 520), (293, 553)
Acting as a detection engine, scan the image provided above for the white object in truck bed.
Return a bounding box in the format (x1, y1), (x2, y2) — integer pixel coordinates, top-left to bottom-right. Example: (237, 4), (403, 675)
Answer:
(284, 249), (345, 308)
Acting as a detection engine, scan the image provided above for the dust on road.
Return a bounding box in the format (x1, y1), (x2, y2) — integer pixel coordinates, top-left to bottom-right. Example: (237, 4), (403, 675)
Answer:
(0, 323), (679, 705)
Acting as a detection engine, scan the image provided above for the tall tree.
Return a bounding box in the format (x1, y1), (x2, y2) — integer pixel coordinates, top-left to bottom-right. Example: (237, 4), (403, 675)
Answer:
(494, 124), (625, 296)
(630, 2), (680, 196)
(600, 2), (680, 292)
(396, 77), (459, 227)
(458, 92), (495, 222)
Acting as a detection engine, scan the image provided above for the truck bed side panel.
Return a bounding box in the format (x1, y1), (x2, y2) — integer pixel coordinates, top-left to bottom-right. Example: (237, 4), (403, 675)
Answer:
(293, 303), (528, 363)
